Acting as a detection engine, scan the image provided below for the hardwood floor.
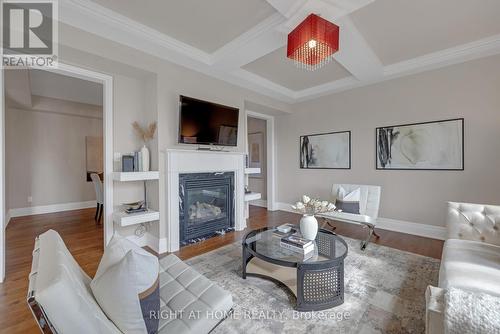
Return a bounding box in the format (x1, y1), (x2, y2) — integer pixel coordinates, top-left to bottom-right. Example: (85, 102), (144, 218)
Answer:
(0, 208), (104, 334)
(0, 206), (444, 333)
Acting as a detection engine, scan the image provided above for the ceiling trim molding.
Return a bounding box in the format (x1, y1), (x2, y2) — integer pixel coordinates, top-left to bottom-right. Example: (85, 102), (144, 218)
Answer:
(61, 0), (212, 64)
(293, 33), (500, 102)
(211, 12), (285, 65)
(59, 0), (295, 105)
(232, 69), (296, 97)
(60, 0), (500, 104)
(383, 33), (500, 78)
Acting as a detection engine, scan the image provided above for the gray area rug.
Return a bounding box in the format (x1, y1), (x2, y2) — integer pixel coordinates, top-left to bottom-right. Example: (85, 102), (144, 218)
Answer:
(186, 236), (440, 334)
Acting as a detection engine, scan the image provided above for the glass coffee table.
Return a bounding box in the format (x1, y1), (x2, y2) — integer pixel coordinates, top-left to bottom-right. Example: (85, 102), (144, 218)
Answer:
(242, 227), (348, 311)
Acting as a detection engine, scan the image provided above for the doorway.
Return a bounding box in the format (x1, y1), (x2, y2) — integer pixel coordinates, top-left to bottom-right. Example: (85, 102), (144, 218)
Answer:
(246, 111), (276, 215)
(0, 64), (113, 283)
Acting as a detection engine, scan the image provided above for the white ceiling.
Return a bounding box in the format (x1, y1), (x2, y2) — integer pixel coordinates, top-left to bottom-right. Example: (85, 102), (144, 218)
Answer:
(243, 47), (352, 90)
(59, 0), (500, 103)
(90, 0), (277, 53)
(351, 0), (500, 65)
(30, 70), (103, 106)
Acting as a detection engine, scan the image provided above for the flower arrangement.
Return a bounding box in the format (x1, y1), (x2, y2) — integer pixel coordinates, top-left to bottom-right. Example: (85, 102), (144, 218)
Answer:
(291, 195), (336, 216)
(132, 121), (157, 144)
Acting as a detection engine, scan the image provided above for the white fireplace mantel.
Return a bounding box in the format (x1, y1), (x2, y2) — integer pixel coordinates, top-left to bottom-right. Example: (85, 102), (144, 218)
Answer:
(165, 149), (246, 252)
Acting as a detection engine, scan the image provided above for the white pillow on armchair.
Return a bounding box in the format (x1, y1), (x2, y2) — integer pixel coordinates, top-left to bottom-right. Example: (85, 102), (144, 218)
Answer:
(335, 186), (361, 214)
(91, 235), (160, 334)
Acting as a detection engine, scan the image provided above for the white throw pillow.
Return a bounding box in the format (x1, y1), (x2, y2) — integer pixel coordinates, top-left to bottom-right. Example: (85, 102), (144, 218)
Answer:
(91, 249), (159, 334)
(336, 187), (361, 214)
(94, 234), (152, 280)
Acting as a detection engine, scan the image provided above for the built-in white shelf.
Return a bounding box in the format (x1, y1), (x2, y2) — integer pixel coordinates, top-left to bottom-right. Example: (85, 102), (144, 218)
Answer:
(113, 171), (159, 182)
(113, 209), (160, 227)
(244, 192), (262, 202)
(244, 168), (261, 175)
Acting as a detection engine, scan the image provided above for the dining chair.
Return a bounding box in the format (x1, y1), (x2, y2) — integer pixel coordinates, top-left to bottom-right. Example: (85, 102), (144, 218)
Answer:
(90, 173), (104, 224)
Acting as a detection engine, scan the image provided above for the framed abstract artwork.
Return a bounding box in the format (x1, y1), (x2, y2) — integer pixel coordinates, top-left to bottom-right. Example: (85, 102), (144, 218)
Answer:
(248, 132), (264, 178)
(300, 131), (351, 169)
(376, 118), (464, 170)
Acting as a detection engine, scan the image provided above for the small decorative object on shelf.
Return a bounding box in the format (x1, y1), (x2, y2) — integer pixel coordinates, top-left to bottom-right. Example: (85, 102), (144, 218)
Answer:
(132, 121), (157, 172)
(292, 195), (336, 240)
(122, 201), (146, 214)
(122, 154), (135, 172)
(273, 224), (297, 238)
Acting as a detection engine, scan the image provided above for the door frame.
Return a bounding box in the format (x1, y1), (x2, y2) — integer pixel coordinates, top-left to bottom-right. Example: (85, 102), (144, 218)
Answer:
(0, 63), (114, 283)
(246, 110), (277, 211)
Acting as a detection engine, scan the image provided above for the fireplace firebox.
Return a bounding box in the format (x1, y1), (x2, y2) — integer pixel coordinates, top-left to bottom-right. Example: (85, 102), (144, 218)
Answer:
(179, 172), (235, 245)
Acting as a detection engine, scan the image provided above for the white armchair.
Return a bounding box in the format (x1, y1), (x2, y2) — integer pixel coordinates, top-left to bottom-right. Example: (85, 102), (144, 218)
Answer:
(318, 184), (381, 250)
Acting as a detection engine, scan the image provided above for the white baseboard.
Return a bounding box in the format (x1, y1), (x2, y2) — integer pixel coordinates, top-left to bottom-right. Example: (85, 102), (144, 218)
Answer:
(125, 232), (168, 254)
(276, 202), (295, 213)
(249, 199), (267, 208)
(5, 211), (12, 228)
(7, 201), (97, 222)
(376, 218), (446, 240)
(158, 238), (168, 254)
(276, 202), (446, 240)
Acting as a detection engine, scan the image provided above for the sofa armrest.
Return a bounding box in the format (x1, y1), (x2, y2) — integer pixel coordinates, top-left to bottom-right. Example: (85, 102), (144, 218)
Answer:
(425, 286), (445, 334)
(447, 202), (500, 246)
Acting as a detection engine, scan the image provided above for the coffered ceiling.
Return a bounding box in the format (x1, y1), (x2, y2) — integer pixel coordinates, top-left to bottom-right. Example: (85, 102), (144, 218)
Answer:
(90, 0), (277, 53)
(59, 0), (500, 103)
(243, 47), (352, 91)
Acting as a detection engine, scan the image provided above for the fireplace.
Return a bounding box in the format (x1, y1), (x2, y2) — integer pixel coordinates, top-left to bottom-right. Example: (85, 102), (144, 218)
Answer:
(179, 172), (235, 245)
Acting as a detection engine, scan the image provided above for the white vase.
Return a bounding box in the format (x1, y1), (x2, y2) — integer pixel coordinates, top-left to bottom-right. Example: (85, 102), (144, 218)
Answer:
(141, 145), (150, 172)
(300, 214), (318, 240)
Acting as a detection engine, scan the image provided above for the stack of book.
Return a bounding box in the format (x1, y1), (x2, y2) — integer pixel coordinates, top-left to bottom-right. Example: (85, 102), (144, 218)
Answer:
(122, 152), (146, 172)
(132, 151), (144, 172)
(280, 234), (314, 254)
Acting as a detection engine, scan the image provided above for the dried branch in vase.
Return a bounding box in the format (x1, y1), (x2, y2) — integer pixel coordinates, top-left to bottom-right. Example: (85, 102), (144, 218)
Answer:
(132, 121), (157, 144)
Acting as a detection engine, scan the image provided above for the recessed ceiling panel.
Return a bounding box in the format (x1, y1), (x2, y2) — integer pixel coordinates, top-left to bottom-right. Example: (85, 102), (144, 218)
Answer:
(30, 69), (103, 106)
(351, 0), (500, 65)
(243, 47), (352, 91)
(91, 0), (277, 53)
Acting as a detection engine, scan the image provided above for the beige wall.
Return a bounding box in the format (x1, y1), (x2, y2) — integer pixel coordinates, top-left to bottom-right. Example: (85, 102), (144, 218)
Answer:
(247, 117), (267, 200)
(277, 55), (500, 227)
(55, 23), (291, 242)
(5, 96), (102, 210)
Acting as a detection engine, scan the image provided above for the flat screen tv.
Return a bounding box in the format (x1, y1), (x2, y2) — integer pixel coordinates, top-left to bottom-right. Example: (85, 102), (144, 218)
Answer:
(179, 95), (239, 146)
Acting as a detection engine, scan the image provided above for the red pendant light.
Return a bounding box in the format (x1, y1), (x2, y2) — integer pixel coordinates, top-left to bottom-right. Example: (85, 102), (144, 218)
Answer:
(287, 14), (339, 71)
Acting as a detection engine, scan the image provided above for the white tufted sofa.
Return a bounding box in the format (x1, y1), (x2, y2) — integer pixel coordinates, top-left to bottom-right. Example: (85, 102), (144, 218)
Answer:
(425, 202), (500, 334)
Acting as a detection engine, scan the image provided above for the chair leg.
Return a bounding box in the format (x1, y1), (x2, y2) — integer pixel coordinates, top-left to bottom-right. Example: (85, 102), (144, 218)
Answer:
(94, 204), (99, 221)
(97, 204), (103, 224)
(360, 223), (377, 251)
(319, 218), (337, 232)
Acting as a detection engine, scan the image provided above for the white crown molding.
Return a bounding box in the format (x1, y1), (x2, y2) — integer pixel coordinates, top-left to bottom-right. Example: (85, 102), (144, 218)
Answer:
(211, 12), (285, 66)
(232, 69), (296, 99)
(60, 0), (296, 105)
(293, 33), (500, 102)
(60, 0), (500, 104)
(275, 202), (446, 240)
(383, 33), (500, 79)
(61, 0), (211, 64)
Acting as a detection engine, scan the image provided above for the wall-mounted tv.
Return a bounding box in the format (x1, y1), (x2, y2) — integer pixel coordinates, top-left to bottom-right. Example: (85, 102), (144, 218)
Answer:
(179, 95), (239, 146)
